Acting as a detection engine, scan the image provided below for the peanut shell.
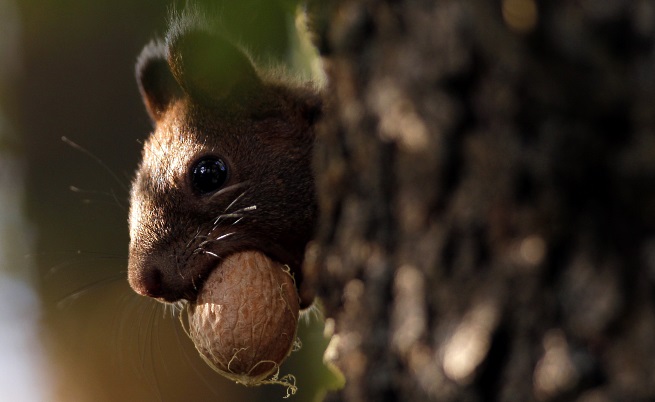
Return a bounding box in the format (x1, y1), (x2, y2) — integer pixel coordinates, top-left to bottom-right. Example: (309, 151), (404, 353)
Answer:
(187, 251), (300, 385)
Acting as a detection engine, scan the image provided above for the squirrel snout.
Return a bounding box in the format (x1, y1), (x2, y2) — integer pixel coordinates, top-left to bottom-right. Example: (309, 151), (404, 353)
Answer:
(128, 266), (164, 299)
(127, 251), (207, 303)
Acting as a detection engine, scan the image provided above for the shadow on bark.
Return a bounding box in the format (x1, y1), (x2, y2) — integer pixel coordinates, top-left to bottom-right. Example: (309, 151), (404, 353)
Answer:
(307, 1), (655, 401)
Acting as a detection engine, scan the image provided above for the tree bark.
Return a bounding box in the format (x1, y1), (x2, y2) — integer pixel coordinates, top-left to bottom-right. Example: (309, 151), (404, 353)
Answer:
(307, 1), (655, 401)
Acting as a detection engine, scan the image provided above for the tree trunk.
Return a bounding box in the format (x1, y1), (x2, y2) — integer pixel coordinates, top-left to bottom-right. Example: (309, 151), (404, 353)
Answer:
(307, 1), (655, 401)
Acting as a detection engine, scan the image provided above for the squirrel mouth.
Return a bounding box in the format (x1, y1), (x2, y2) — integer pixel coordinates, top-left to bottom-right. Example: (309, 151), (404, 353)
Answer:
(192, 242), (314, 309)
(196, 251), (296, 300)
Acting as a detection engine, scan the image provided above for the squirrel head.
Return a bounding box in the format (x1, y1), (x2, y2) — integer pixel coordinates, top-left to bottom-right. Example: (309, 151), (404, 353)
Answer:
(127, 21), (321, 308)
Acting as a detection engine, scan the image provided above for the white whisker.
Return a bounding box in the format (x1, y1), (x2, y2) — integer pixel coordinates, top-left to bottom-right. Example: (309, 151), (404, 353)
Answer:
(186, 228), (202, 248)
(211, 206), (256, 225)
(215, 232), (234, 241)
(233, 205), (257, 214)
(182, 184), (254, 265)
(213, 213), (243, 224)
(223, 189), (249, 213)
(208, 181), (251, 201)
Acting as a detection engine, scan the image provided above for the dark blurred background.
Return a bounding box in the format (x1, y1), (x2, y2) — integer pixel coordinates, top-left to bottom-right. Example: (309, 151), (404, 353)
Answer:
(0, 1), (335, 401)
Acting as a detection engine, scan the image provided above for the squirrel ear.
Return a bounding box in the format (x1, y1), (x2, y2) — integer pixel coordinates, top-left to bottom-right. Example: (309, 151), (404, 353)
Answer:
(135, 40), (183, 122)
(166, 29), (262, 104)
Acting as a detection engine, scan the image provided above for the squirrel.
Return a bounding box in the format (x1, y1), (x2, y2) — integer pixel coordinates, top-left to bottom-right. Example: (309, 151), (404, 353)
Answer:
(127, 11), (322, 311)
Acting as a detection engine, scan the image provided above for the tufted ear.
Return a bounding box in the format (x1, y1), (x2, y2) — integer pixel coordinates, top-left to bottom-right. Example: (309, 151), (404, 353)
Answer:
(135, 40), (184, 122)
(166, 28), (263, 105)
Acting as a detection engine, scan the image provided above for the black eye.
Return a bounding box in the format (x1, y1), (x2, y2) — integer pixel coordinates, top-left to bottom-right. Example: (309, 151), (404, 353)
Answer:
(191, 157), (228, 194)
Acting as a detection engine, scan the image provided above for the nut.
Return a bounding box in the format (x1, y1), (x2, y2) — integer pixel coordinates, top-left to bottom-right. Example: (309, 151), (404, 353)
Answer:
(187, 251), (300, 386)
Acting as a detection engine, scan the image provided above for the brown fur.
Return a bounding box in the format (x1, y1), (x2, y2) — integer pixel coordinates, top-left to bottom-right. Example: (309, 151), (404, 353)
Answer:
(127, 21), (321, 308)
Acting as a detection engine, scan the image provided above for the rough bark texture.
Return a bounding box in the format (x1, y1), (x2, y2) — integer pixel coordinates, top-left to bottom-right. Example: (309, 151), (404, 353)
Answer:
(307, 1), (655, 401)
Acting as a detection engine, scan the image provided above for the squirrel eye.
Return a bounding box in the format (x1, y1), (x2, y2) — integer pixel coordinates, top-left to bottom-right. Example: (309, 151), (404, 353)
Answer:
(191, 157), (228, 195)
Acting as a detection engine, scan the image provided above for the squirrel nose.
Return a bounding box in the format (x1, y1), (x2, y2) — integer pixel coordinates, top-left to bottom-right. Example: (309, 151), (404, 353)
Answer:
(128, 256), (199, 303)
(140, 268), (164, 298)
(128, 245), (210, 303)
(128, 264), (164, 299)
